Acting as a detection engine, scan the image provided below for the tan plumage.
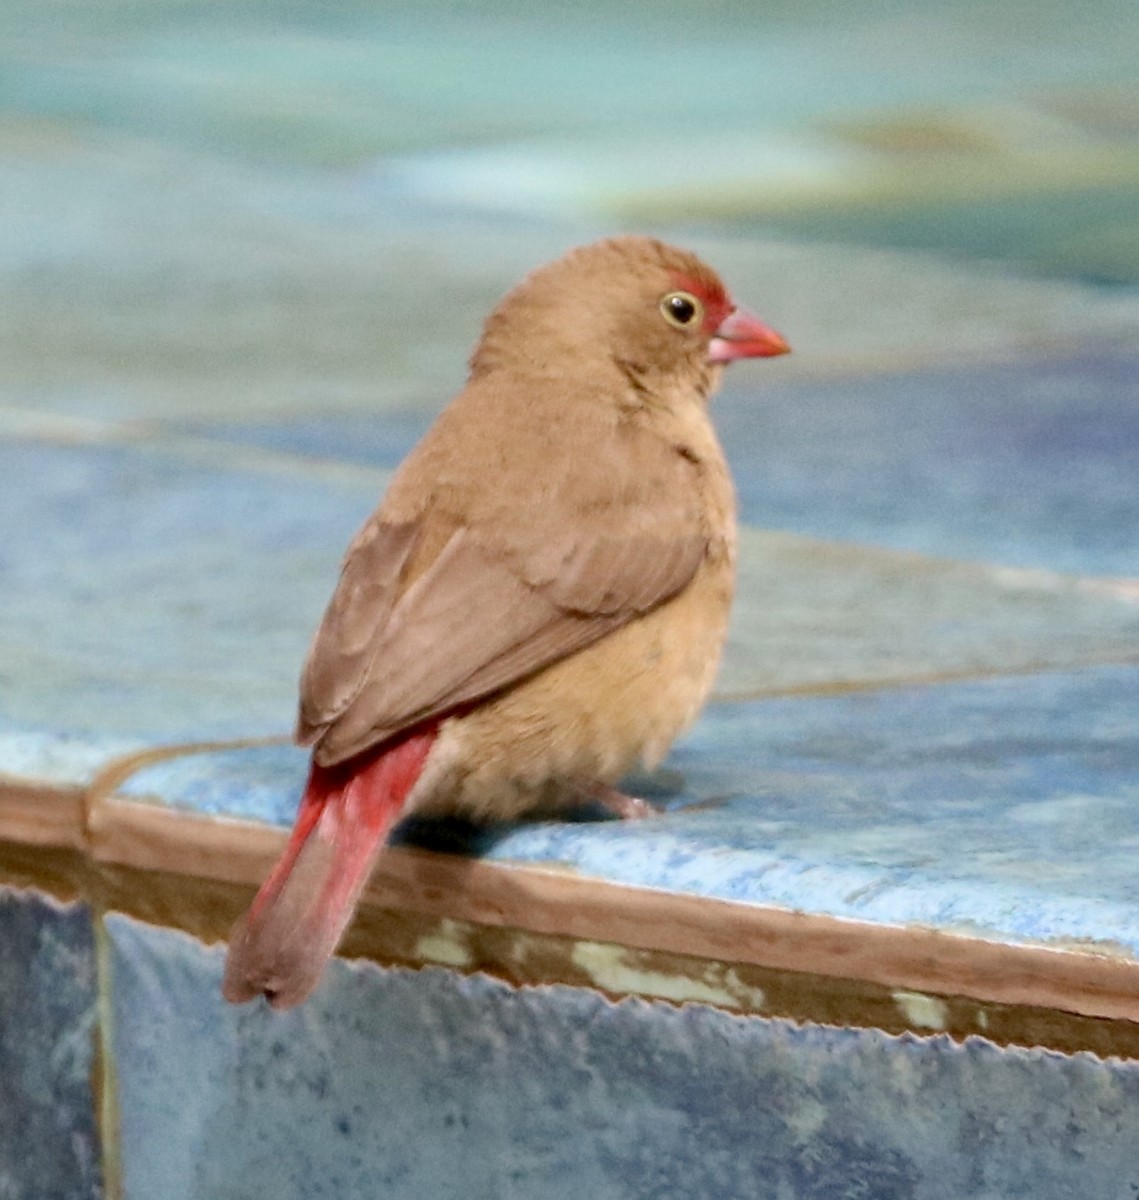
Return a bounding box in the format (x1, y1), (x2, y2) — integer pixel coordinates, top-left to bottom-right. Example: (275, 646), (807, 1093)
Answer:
(224, 235), (789, 1007)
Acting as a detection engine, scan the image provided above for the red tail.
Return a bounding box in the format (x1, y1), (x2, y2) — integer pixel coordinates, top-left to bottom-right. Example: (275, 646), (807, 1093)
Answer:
(223, 727), (436, 1008)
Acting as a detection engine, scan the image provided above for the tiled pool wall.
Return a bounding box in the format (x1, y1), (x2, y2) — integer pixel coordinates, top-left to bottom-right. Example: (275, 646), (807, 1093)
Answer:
(8, 888), (1139, 1200)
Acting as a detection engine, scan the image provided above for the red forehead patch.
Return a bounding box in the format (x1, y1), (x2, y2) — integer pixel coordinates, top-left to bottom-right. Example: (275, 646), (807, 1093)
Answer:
(670, 272), (732, 333)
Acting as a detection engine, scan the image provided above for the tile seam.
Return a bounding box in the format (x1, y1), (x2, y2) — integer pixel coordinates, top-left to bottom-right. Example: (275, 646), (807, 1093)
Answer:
(6, 771), (1139, 1030)
(4, 800), (1139, 1053)
(6, 695), (1139, 1037)
(711, 651), (1139, 703)
(0, 412), (394, 491)
(91, 914), (122, 1200)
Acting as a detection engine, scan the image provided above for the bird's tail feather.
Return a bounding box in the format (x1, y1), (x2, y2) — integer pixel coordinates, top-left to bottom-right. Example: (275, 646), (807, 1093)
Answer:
(222, 728), (436, 1009)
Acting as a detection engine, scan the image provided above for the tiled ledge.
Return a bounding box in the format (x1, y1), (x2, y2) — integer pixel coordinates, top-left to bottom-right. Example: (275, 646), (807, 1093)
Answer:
(4, 334), (1138, 1074)
(5, 700), (1139, 1061)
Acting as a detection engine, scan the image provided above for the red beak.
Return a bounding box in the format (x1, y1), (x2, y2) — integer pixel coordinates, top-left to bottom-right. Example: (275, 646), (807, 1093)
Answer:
(708, 306), (791, 364)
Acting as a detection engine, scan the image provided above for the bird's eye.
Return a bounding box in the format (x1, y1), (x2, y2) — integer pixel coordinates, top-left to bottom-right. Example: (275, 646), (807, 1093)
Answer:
(659, 291), (704, 329)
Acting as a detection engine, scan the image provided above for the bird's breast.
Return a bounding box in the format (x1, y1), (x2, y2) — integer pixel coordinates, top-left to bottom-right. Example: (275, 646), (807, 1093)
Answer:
(408, 551), (734, 823)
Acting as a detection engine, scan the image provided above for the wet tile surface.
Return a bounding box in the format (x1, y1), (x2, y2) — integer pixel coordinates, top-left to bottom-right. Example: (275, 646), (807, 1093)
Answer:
(120, 664), (1139, 955)
(719, 344), (1139, 575)
(497, 665), (1139, 950)
(0, 889), (102, 1200)
(0, 437), (375, 779)
(109, 914), (1139, 1200)
(4, 1), (1137, 280)
(158, 343), (1139, 576)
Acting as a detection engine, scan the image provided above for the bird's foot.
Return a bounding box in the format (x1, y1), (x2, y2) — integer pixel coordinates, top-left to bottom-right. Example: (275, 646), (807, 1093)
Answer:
(586, 781), (657, 820)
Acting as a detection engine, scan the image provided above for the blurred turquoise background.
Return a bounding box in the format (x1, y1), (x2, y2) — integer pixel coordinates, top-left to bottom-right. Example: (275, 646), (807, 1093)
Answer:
(3, 1), (1137, 442)
(4, 6), (1139, 1198)
(4, 0), (1138, 275)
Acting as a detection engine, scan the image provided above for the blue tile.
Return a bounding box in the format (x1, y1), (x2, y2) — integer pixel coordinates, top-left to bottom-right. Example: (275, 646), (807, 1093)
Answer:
(495, 665), (1139, 950)
(717, 344), (1139, 575)
(155, 345), (1139, 580)
(119, 742), (307, 828)
(11, 0), (1135, 282)
(0, 721), (141, 788)
(0, 889), (101, 1200)
(17, 412), (1136, 788)
(9, 2), (1133, 169)
(733, 181), (1139, 286)
(172, 412), (431, 473)
(122, 664), (1139, 956)
(109, 914), (1139, 1200)
(0, 438), (377, 778)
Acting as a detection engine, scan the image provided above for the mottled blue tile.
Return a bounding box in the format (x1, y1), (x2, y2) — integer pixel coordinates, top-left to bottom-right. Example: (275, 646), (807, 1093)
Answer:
(121, 664), (1139, 956)
(150, 345), (1139, 581)
(0, 889), (101, 1200)
(109, 914), (1139, 1200)
(721, 525), (1139, 697)
(0, 438), (378, 779)
(119, 742), (308, 828)
(15, 419), (1137, 787)
(0, 721), (142, 787)
(496, 664), (1139, 951)
(4, 0), (1139, 464)
(171, 411), (432, 472)
(717, 343), (1139, 576)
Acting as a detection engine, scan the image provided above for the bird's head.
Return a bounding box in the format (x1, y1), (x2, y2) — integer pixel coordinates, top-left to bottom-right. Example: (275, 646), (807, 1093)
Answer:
(470, 236), (789, 398)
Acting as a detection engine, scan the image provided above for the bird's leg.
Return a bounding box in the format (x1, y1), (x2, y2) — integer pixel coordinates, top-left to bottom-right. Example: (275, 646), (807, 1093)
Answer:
(585, 781), (657, 820)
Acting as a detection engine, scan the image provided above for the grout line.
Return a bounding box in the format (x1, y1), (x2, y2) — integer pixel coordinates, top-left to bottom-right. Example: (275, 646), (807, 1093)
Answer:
(85, 734), (291, 812)
(0, 776), (88, 849)
(92, 914), (122, 1200)
(711, 651), (1139, 704)
(3, 330), (1135, 473)
(82, 734), (293, 875)
(0, 405), (393, 492)
(733, 523), (1139, 595)
(115, 429), (394, 492)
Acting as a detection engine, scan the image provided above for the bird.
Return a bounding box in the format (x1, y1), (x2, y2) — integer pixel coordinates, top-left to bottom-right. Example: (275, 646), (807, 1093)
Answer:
(222, 235), (789, 1008)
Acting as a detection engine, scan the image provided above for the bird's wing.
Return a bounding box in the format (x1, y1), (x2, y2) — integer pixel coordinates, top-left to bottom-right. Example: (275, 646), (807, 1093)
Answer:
(297, 449), (708, 765)
(295, 518), (422, 740)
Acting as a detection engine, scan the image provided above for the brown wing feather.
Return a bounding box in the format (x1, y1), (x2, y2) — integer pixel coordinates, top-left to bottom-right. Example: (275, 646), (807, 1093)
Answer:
(298, 375), (719, 767)
(296, 520), (421, 744)
(304, 523), (706, 765)
(531, 529), (708, 614)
